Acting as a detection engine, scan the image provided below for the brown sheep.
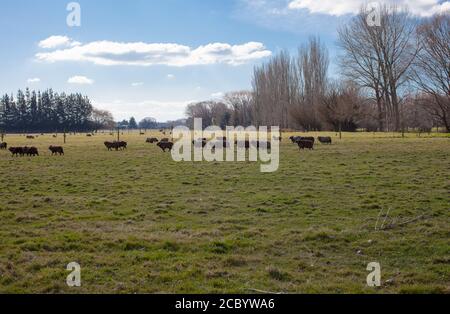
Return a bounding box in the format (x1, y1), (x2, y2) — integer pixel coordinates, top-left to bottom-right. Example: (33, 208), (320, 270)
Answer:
(9, 147), (23, 156)
(146, 138), (159, 143)
(104, 141), (114, 151)
(22, 147), (39, 156)
(297, 140), (314, 150)
(0, 142), (7, 150)
(318, 136), (332, 144)
(49, 146), (64, 155)
(157, 141), (174, 152)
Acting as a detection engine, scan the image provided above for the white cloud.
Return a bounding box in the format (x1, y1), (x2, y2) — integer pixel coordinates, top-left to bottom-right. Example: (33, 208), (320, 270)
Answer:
(38, 35), (81, 49)
(92, 99), (194, 121)
(288, 0), (450, 17)
(131, 82), (144, 87)
(67, 75), (94, 85)
(27, 78), (40, 83)
(211, 92), (224, 99)
(35, 39), (272, 67)
(167, 74), (175, 79)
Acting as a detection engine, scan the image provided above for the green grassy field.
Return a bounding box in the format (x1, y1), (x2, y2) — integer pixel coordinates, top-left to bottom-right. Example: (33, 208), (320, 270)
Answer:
(0, 131), (448, 293)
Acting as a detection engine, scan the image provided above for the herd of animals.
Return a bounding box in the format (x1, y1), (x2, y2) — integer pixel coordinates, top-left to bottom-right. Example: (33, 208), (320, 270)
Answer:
(0, 133), (333, 157)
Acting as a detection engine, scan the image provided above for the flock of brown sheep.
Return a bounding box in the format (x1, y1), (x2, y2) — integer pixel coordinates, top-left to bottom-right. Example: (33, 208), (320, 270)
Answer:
(0, 132), (333, 157)
(0, 142), (64, 157)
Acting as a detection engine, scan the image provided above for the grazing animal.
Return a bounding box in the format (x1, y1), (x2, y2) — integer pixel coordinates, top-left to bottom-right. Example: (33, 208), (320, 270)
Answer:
(117, 141), (127, 150)
(297, 140), (314, 150)
(290, 136), (301, 143)
(26, 135), (35, 139)
(53, 135), (57, 138)
(235, 140), (251, 149)
(146, 138), (159, 144)
(25, 147), (39, 156)
(234, 140), (270, 150)
(318, 136), (332, 144)
(86, 134), (92, 137)
(256, 141), (271, 150)
(157, 141), (174, 152)
(9, 147), (23, 156)
(300, 136), (315, 144)
(49, 146), (64, 155)
(104, 141), (127, 151)
(28, 147), (39, 156)
(0, 142), (7, 150)
(104, 141), (114, 151)
(192, 139), (208, 148)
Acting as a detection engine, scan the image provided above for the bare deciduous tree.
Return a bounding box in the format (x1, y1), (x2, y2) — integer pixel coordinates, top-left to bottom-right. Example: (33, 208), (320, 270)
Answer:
(338, 5), (418, 131)
(319, 81), (364, 135)
(223, 91), (254, 127)
(411, 14), (450, 132)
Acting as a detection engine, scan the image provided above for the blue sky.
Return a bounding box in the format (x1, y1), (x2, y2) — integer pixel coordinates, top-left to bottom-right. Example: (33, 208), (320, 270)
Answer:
(0, 0), (448, 121)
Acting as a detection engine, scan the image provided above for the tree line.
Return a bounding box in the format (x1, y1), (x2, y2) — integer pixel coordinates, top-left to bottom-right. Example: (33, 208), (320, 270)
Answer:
(186, 8), (449, 133)
(0, 88), (117, 132)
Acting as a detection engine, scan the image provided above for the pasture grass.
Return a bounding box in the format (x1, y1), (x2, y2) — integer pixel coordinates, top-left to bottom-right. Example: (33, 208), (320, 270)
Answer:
(0, 131), (448, 293)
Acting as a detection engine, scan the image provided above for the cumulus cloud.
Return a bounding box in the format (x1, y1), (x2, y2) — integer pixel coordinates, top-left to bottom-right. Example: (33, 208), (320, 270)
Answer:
(131, 82), (144, 87)
(167, 74), (175, 79)
(38, 35), (81, 49)
(27, 78), (41, 83)
(35, 38), (272, 67)
(288, 0), (450, 17)
(67, 76), (94, 85)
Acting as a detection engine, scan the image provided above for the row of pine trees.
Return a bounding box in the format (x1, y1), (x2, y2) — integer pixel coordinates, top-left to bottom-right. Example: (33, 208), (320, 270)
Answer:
(0, 88), (94, 132)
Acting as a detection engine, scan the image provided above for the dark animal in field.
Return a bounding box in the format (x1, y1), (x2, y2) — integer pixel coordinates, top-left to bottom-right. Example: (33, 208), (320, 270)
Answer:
(318, 136), (332, 144)
(9, 147), (23, 156)
(146, 138), (159, 143)
(140, 132), (145, 135)
(86, 134), (92, 137)
(116, 141), (127, 150)
(235, 140), (251, 149)
(290, 136), (301, 143)
(297, 140), (314, 150)
(53, 135), (57, 138)
(192, 139), (207, 148)
(20, 146), (39, 156)
(256, 141), (271, 150)
(234, 140), (270, 150)
(0, 142), (7, 150)
(290, 136), (315, 144)
(104, 141), (114, 151)
(104, 141), (127, 151)
(157, 141), (174, 152)
(215, 138), (230, 149)
(49, 146), (64, 155)
(300, 136), (315, 144)
(26, 135), (35, 139)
